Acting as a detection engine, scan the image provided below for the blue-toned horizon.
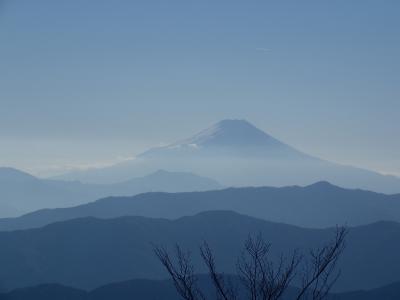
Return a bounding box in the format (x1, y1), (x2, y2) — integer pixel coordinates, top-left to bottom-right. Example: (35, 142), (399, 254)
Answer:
(0, 0), (399, 177)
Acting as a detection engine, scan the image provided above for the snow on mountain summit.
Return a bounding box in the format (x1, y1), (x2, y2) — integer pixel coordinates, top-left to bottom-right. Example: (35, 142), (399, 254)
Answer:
(171, 119), (283, 148)
(138, 119), (307, 159)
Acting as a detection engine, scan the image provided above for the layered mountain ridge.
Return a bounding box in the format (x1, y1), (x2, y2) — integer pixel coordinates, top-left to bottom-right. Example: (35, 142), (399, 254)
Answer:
(0, 211), (399, 292)
(0, 168), (221, 218)
(57, 119), (400, 193)
(0, 181), (399, 231)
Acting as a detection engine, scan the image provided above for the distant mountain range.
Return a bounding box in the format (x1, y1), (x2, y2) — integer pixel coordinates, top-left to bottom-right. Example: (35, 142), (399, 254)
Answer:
(0, 211), (399, 292)
(0, 168), (221, 218)
(2, 277), (400, 300)
(56, 119), (400, 194)
(1, 181), (399, 231)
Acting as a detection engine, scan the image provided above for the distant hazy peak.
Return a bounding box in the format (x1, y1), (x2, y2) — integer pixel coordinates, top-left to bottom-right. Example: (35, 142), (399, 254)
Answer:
(118, 169), (222, 189)
(171, 119), (284, 148)
(0, 167), (37, 181)
(306, 181), (337, 189)
(138, 119), (310, 161)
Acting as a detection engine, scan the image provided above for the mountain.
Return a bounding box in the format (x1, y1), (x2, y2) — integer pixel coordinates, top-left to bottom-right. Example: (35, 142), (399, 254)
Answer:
(2, 278), (400, 300)
(1, 182), (399, 231)
(0, 167), (94, 217)
(0, 284), (87, 300)
(140, 119), (309, 158)
(56, 119), (400, 193)
(0, 168), (221, 218)
(0, 211), (399, 292)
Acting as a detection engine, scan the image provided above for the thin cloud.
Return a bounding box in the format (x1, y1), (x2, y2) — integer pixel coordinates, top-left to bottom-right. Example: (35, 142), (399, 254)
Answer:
(30, 156), (137, 177)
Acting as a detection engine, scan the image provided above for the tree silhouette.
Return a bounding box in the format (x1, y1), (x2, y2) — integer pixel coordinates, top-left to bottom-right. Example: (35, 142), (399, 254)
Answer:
(155, 227), (347, 300)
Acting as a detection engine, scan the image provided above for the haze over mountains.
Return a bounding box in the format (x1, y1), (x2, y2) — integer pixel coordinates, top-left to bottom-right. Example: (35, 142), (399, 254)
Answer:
(0, 211), (399, 292)
(0, 168), (220, 218)
(57, 119), (400, 194)
(0, 121), (399, 299)
(3, 0), (399, 297)
(5, 119), (400, 218)
(1, 181), (400, 231)
(1, 119), (399, 298)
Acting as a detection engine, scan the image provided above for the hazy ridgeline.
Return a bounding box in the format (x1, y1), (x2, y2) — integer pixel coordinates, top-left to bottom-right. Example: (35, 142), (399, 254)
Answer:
(0, 182), (400, 232)
(0, 211), (399, 293)
(2, 277), (400, 300)
(1, 0), (399, 298)
(0, 168), (220, 218)
(0, 119), (400, 299)
(57, 120), (400, 194)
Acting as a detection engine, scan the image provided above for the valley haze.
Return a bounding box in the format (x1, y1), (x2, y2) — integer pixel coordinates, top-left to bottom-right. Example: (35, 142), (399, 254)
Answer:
(57, 119), (400, 194)
(1, 1), (399, 299)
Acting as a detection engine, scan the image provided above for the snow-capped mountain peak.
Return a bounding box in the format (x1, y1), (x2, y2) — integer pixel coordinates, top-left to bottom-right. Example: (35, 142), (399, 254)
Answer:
(170, 119), (284, 149)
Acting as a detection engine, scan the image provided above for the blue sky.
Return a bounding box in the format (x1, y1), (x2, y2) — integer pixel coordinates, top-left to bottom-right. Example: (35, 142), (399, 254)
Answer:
(0, 0), (399, 176)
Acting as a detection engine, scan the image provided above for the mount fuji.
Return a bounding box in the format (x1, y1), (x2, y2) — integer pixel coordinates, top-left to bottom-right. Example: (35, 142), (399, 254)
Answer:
(58, 119), (400, 193)
(140, 119), (310, 159)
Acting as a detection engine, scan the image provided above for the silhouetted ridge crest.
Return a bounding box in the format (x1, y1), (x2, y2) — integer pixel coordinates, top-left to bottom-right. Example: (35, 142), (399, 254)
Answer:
(0, 211), (399, 292)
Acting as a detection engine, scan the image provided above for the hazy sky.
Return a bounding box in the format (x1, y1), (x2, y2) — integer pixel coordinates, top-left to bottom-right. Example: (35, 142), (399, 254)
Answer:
(0, 0), (399, 177)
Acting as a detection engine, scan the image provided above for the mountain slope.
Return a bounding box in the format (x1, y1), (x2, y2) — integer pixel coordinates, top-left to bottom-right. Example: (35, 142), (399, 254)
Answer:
(0, 167), (94, 217)
(0, 168), (220, 218)
(56, 119), (400, 193)
(0, 285), (87, 300)
(2, 279), (400, 300)
(1, 182), (399, 231)
(0, 211), (399, 292)
(140, 119), (310, 158)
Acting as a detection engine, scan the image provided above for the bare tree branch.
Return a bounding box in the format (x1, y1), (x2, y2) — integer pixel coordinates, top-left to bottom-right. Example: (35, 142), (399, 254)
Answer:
(295, 226), (347, 300)
(200, 241), (237, 300)
(237, 234), (301, 300)
(154, 244), (205, 300)
(154, 227), (347, 300)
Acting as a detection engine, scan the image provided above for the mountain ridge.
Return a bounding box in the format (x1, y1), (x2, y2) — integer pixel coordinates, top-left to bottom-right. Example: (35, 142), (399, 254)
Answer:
(0, 167), (221, 218)
(0, 211), (399, 292)
(2, 277), (400, 300)
(0, 181), (399, 231)
(55, 119), (400, 193)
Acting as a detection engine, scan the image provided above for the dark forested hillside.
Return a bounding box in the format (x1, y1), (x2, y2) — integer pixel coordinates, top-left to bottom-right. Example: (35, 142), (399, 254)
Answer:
(1, 278), (400, 300)
(0, 211), (399, 292)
